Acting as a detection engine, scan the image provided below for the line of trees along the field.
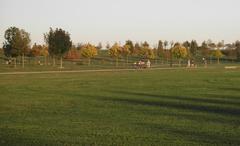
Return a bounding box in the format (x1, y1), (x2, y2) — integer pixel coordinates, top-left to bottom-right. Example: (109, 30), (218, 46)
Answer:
(1, 26), (240, 68)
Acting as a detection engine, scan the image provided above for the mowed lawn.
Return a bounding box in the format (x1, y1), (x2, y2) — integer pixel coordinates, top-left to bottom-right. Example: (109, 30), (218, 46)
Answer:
(0, 68), (240, 146)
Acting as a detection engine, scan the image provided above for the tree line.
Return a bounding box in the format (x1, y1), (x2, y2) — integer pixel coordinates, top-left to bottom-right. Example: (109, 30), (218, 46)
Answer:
(2, 26), (240, 68)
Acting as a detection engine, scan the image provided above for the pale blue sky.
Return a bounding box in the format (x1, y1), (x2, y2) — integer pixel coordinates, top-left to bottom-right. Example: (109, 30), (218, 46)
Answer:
(0, 0), (240, 46)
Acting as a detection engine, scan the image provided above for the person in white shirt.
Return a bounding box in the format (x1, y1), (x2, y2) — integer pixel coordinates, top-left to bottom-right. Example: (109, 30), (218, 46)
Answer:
(146, 60), (151, 68)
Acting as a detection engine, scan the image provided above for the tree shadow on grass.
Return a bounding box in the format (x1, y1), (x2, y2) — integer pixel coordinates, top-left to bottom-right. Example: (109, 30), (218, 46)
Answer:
(109, 90), (240, 106)
(58, 91), (240, 125)
(220, 87), (240, 92)
(103, 90), (240, 118)
(161, 112), (239, 126)
(138, 122), (240, 145)
(107, 97), (240, 117)
(61, 91), (240, 145)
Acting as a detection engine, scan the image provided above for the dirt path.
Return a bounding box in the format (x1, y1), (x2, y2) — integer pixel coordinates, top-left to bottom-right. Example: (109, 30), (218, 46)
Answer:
(0, 67), (191, 75)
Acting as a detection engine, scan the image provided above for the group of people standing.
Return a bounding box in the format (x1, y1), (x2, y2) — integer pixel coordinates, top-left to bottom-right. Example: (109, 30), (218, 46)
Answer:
(187, 58), (207, 68)
(133, 60), (151, 69)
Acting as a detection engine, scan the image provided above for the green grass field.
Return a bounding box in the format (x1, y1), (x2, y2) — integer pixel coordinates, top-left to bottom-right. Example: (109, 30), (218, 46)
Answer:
(0, 68), (240, 145)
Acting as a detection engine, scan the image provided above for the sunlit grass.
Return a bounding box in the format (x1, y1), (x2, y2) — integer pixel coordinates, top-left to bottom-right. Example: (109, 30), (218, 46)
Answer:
(0, 68), (239, 145)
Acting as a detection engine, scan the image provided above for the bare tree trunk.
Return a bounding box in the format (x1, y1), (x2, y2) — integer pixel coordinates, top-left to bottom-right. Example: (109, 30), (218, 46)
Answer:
(22, 53), (25, 68)
(45, 56), (47, 65)
(205, 59), (208, 68)
(14, 57), (17, 68)
(60, 56), (63, 68)
(170, 54), (173, 67)
(116, 57), (118, 67)
(53, 56), (56, 67)
(88, 58), (91, 66)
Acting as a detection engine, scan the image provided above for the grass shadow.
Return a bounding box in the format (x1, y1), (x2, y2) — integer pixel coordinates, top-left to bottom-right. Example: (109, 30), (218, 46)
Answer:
(139, 122), (240, 145)
(104, 90), (240, 117)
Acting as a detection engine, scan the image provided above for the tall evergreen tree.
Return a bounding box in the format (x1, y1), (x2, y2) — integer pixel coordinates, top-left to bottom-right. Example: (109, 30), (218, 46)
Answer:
(190, 40), (198, 58)
(157, 40), (164, 58)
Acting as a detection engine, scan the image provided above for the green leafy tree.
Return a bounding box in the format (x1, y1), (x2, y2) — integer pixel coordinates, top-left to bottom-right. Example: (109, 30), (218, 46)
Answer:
(183, 41), (191, 58)
(214, 41), (224, 64)
(31, 43), (42, 57)
(146, 48), (155, 60)
(200, 41), (210, 58)
(125, 40), (134, 55)
(122, 44), (131, 65)
(183, 41), (190, 50)
(3, 27), (31, 68)
(199, 41), (210, 66)
(109, 43), (122, 67)
(212, 49), (223, 64)
(163, 40), (169, 63)
(138, 44), (155, 60)
(171, 43), (188, 66)
(223, 43), (236, 62)
(137, 41), (153, 60)
(183, 41), (191, 64)
(142, 41), (150, 48)
(3, 27), (20, 59)
(65, 47), (80, 60)
(41, 45), (49, 65)
(134, 42), (141, 55)
(190, 40), (198, 58)
(44, 28), (55, 66)
(157, 40), (164, 58)
(81, 44), (98, 65)
(207, 42), (216, 64)
(18, 29), (31, 68)
(169, 41), (175, 67)
(164, 50), (171, 63)
(44, 28), (72, 68)
(235, 41), (240, 61)
(30, 44), (49, 65)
